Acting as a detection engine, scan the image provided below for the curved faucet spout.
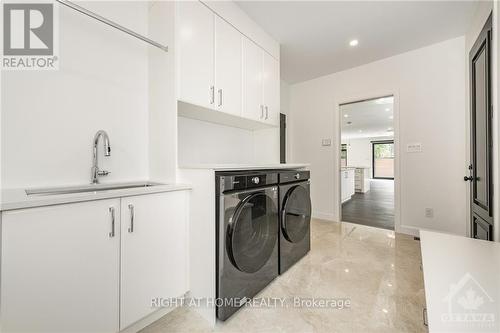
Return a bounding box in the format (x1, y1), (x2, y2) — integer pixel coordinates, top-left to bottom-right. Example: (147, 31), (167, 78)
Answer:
(91, 130), (111, 184)
(93, 130), (111, 156)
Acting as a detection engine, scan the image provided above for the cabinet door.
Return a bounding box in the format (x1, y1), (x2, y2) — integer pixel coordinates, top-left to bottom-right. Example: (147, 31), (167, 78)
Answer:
(1, 199), (120, 333)
(120, 191), (188, 329)
(262, 51), (280, 125)
(242, 37), (264, 121)
(177, 1), (215, 109)
(215, 16), (242, 116)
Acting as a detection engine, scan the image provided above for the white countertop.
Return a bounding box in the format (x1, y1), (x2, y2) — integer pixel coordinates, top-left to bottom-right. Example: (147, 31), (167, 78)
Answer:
(347, 166), (370, 169)
(179, 163), (309, 171)
(420, 230), (500, 332)
(1, 182), (192, 211)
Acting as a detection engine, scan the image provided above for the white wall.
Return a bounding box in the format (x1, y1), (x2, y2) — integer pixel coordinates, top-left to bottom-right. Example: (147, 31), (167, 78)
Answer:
(177, 116), (255, 165)
(148, 1), (177, 184)
(289, 37), (467, 236)
(1, 2), (177, 188)
(177, 115), (280, 166)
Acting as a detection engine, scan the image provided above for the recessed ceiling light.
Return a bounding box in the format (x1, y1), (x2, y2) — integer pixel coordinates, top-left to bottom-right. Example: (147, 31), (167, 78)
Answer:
(389, 116), (393, 119)
(349, 39), (359, 47)
(385, 108), (390, 112)
(387, 127), (393, 131)
(344, 114), (349, 118)
(358, 130), (363, 133)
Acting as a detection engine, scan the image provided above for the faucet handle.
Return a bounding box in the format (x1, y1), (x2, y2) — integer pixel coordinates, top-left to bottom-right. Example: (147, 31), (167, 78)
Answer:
(97, 170), (110, 177)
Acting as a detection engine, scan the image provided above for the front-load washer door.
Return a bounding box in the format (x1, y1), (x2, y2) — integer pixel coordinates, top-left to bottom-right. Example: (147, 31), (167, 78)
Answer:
(281, 183), (312, 243)
(226, 189), (278, 274)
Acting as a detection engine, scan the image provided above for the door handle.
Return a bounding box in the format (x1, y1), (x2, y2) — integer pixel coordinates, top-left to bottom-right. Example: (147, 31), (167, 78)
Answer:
(260, 105), (264, 119)
(210, 86), (215, 104)
(128, 204), (134, 233)
(265, 106), (269, 120)
(464, 176), (474, 182)
(108, 207), (115, 238)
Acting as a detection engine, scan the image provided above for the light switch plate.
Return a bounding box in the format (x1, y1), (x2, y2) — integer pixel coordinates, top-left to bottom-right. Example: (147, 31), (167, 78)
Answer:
(322, 139), (332, 146)
(407, 143), (422, 153)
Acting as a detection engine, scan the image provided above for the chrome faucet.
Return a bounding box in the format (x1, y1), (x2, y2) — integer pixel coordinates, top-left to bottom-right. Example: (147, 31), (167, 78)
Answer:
(91, 130), (111, 184)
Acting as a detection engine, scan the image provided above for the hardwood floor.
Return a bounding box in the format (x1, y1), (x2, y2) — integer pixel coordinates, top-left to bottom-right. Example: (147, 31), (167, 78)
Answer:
(341, 179), (394, 230)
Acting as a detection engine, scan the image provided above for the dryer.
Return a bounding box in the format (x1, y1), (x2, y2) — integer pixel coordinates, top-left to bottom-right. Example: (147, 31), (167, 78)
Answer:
(278, 170), (311, 274)
(215, 171), (279, 321)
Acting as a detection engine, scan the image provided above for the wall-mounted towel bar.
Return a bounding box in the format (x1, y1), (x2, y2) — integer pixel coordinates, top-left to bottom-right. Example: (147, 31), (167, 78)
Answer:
(56, 0), (168, 52)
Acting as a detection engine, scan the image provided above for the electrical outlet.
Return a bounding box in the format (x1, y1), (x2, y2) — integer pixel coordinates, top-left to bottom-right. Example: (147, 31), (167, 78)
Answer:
(425, 208), (434, 218)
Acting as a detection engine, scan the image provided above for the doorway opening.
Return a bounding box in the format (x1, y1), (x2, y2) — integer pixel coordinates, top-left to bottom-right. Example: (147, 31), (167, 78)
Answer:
(340, 96), (395, 230)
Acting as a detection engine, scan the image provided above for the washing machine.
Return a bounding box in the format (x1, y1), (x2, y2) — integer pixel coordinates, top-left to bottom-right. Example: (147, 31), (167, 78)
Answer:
(278, 170), (311, 274)
(215, 170), (279, 321)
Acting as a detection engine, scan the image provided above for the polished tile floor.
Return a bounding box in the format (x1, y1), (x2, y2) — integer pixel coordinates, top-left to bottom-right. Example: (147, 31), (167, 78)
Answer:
(342, 179), (395, 230)
(140, 219), (426, 333)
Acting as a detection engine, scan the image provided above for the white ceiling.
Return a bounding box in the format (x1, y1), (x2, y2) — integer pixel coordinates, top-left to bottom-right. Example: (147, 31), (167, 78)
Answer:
(235, 1), (478, 83)
(340, 96), (394, 140)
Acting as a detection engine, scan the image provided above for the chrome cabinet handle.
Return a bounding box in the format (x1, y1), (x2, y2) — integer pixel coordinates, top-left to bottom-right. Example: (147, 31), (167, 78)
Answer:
(218, 89), (223, 107)
(109, 207), (115, 238)
(128, 204), (134, 233)
(423, 308), (428, 327)
(260, 105), (264, 119)
(265, 106), (269, 120)
(210, 86), (215, 104)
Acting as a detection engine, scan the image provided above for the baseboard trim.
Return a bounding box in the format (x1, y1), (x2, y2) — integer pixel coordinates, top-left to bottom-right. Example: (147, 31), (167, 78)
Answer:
(312, 211), (336, 221)
(396, 224), (420, 237)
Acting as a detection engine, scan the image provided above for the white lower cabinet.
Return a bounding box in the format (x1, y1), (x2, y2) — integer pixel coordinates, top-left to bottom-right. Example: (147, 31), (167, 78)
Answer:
(120, 191), (188, 329)
(1, 199), (121, 333)
(0, 191), (189, 333)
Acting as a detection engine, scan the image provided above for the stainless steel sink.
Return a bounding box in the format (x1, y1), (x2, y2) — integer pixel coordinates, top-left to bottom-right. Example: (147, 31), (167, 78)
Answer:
(26, 181), (163, 196)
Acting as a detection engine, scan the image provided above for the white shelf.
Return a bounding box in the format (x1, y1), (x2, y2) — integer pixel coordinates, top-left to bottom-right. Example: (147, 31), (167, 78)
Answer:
(178, 101), (277, 131)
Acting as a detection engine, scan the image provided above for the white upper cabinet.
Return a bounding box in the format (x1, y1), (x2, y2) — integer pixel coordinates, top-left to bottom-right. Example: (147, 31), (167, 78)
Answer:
(177, 1), (280, 129)
(120, 191), (188, 330)
(215, 16), (242, 116)
(177, 1), (215, 109)
(1, 199), (121, 333)
(242, 37), (264, 122)
(262, 51), (280, 126)
(242, 37), (280, 126)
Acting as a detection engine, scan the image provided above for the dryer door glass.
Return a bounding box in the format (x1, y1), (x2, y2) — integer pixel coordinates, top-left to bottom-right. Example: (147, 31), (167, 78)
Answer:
(282, 184), (311, 243)
(227, 191), (278, 273)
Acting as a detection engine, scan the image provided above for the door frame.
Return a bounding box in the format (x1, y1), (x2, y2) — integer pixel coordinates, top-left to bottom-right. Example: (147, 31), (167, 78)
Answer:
(372, 140), (395, 180)
(334, 90), (409, 235)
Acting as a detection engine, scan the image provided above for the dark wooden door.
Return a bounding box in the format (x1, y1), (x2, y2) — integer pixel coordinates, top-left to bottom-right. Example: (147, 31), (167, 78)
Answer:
(280, 113), (286, 163)
(467, 14), (493, 240)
